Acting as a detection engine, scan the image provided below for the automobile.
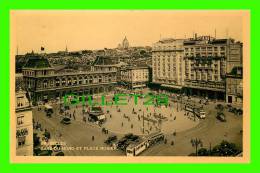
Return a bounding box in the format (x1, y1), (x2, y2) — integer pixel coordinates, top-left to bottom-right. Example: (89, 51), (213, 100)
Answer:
(55, 152), (65, 156)
(104, 135), (118, 145)
(236, 109), (243, 116)
(117, 138), (128, 149)
(126, 134), (139, 142)
(117, 134), (140, 150)
(119, 140), (133, 151)
(46, 112), (52, 118)
(60, 117), (71, 124)
(216, 112), (226, 122)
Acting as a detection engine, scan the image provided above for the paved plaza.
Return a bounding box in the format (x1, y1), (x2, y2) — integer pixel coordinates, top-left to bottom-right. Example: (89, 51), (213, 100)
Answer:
(32, 89), (243, 156)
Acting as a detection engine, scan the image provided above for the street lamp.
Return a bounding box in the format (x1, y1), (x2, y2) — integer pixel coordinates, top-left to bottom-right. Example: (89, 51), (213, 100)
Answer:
(143, 111), (145, 134)
(190, 138), (203, 156)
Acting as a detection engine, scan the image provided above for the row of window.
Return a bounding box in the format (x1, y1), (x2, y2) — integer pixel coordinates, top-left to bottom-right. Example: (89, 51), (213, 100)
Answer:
(184, 46), (226, 52)
(39, 76), (115, 88)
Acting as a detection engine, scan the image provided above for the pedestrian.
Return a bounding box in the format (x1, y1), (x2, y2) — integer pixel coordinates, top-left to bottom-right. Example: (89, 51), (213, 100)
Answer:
(73, 114), (75, 120)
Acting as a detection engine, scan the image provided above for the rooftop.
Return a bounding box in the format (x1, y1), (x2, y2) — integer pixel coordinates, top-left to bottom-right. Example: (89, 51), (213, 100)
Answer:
(227, 66), (243, 78)
(23, 55), (52, 68)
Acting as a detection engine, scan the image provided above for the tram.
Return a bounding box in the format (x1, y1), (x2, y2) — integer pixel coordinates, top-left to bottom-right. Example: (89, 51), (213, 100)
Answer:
(126, 132), (164, 156)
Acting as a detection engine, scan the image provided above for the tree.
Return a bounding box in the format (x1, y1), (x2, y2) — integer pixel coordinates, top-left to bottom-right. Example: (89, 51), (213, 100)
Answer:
(188, 141), (241, 156)
(198, 148), (209, 156)
(211, 140), (241, 156)
(33, 133), (40, 147)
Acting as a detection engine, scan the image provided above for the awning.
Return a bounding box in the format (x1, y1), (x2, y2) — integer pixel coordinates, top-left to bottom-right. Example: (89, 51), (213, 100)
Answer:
(161, 84), (182, 89)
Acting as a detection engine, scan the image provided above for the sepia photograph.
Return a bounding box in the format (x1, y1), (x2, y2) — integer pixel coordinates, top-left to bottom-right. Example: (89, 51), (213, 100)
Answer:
(10, 10), (250, 163)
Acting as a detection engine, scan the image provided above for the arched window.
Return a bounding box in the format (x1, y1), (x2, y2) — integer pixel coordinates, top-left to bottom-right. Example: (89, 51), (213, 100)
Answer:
(108, 75), (112, 82)
(62, 78), (66, 86)
(67, 78), (72, 86)
(89, 76), (93, 84)
(73, 77), (77, 85)
(84, 76), (88, 84)
(98, 76), (102, 83)
(93, 76), (97, 83)
(43, 80), (48, 88)
(79, 77), (83, 85)
(56, 78), (60, 87)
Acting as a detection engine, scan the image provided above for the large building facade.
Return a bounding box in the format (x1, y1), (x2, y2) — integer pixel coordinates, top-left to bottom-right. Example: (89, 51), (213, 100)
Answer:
(120, 66), (149, 89)
(152, 38), (185, 90)
(226, 66), (243, 106)
(22, 55), (117, 104)
(183, 36), (242, 99)
(152, 35), (243, 100)
(16, 88), (33, 156)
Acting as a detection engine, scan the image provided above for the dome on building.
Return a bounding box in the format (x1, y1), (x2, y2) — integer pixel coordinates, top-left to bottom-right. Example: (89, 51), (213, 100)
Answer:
(122, 36), (129, 49)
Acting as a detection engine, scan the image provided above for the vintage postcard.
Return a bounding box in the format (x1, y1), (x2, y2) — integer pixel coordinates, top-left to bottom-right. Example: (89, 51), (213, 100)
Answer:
(10, 10), (250, 163)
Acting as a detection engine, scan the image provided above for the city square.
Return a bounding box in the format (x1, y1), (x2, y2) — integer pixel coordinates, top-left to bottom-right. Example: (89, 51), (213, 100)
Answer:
(31, 88), (242, 156)
(13, 11), (244, 157)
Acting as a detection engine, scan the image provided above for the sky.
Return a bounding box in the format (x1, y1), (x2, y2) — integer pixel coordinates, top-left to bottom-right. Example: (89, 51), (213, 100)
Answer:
(11, 10), (245, 54)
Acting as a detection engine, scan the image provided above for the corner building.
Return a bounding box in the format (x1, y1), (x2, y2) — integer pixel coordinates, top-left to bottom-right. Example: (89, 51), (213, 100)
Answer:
(183, 36), (242, 99)
(22, 55), (117, 104)
(152, 38), (185, 90)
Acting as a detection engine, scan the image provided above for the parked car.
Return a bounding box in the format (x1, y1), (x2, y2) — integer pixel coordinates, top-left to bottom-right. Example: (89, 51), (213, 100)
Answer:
(55, 152), (65, 156)
(216, 112), (226, 122)
(104, 135), (117, 145)
(60, 117), (71, 124)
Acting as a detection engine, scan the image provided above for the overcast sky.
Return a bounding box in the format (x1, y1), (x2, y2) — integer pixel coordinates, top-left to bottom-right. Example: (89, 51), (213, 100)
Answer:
(11, 10), (245, 54)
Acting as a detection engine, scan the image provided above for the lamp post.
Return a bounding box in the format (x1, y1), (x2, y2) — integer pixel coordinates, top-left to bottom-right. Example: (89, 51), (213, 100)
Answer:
(143, 111), (145, 134)
(190, 138), (203, 156)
